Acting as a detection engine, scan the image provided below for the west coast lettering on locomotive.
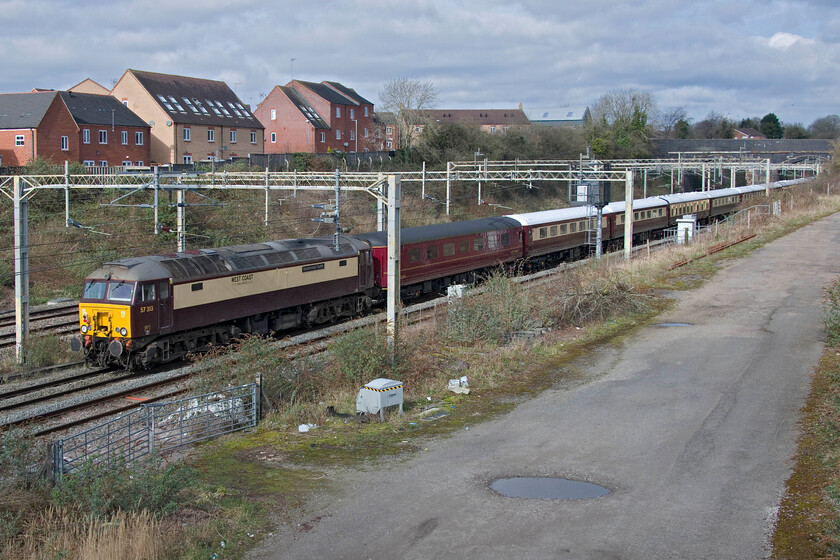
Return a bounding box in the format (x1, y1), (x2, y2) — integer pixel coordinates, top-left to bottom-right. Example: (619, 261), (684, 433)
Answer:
(230, 273), (254, 284)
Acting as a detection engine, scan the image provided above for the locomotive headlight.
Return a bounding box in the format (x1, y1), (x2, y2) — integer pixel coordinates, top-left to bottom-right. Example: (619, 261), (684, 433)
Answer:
(80, 325), (89, 334)
(119, 327), (128, 337)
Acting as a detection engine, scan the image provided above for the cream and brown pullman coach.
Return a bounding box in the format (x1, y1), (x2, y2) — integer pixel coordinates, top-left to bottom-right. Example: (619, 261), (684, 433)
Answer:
(72, 235), (374, 369)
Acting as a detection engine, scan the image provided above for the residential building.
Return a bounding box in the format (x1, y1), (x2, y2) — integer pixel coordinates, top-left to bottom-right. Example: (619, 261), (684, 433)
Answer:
(0, 92), (79, 166)
(111, 69), (264, 165)
(733, 128), (767, 140)
(256, 80), (375, 153)
(373, 112), (399, 152)
(525, 105), (591, 127)
(405, 108), (531, 145)
(254, 86), (330, 153)
(69, 79), (111, 95)
(58, 91), (150, 167)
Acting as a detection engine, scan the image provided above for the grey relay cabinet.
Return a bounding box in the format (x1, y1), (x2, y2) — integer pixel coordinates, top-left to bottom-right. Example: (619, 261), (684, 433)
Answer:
(356, 378), (403, 420)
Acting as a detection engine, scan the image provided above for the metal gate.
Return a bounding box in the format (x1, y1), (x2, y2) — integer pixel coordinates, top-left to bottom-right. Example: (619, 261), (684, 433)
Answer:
(53, 383), (259, 478)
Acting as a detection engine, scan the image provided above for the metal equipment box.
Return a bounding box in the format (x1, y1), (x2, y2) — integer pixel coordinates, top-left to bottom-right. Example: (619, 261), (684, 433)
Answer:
(356, 378), (403, 420)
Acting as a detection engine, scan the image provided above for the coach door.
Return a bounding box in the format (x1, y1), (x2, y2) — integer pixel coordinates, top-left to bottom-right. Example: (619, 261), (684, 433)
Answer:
(158, 280), (172, 333)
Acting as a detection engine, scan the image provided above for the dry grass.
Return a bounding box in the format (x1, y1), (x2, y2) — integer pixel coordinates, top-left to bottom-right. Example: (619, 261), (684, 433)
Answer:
(3, 507), (161, 560)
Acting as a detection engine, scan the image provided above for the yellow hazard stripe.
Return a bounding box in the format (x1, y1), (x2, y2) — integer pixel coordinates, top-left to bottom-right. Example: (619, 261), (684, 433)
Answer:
(364, 385), (403, 392)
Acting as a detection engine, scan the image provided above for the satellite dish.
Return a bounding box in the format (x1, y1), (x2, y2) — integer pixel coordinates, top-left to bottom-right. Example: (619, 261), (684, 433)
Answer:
(165, 120), (172, 126)
(148, 121), (154, 126)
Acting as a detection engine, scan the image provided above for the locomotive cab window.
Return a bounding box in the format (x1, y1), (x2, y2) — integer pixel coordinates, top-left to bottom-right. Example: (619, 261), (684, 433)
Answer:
(159, 281), (169, 299)
(339, 259), (347, 267)
(83, 280), (107, 300)
(139, 283), (156, 302)
(107, 281), (134, 302)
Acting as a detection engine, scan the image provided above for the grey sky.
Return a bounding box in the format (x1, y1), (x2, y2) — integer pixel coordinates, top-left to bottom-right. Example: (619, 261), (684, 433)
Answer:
(2, 0), (837, 126)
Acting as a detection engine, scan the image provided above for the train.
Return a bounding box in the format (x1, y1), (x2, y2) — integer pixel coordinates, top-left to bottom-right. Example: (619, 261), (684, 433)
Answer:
(70, 178), (806, 369)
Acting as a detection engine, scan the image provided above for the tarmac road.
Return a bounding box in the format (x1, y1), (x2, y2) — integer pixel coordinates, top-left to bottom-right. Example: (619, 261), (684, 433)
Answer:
(251, 213), (840, 560)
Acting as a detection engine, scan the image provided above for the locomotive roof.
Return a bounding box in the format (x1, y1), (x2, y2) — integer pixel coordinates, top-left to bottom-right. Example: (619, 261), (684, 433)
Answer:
(85, 235), (367, 283)
(354, 217), (520, 246)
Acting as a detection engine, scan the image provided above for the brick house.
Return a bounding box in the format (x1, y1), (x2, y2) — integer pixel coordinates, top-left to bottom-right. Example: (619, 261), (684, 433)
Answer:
(69, 79), (111, 95)
(733, 128), (767, 140)
(111, 69), (265, 165)
(420, 109), (530, 136)
(254, 86), (330, 153)
(255, 80), (375, 153)
(58, 91), (151, 167)
(0, 92), (79, 167)
(373, 112), (399, 151)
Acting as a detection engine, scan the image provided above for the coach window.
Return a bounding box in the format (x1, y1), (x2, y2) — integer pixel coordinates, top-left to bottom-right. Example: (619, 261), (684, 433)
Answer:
(500, 233), (510, 246)
(487, 235), (497, 249)
(570, 223), (577, 233)
(339, 260), (347, 267)
(458, 240), (469, 254)
(539, 227), (547, 239)
(408, 248), (422, 263)
(647, 210), (652, 218)
(140, 283), (156, 302)
(549, 226), (557, 237)
(473, 239), (484, 251)
(443, 243), (455, 257)
(427, 246), (439, 259)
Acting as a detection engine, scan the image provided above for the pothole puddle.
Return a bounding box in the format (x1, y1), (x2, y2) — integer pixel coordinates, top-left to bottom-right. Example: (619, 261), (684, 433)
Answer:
(490, 477), (610, 500)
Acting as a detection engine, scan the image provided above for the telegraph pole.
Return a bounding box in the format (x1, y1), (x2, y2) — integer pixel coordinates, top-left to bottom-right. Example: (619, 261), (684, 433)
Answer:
(386, 174), (401, 352)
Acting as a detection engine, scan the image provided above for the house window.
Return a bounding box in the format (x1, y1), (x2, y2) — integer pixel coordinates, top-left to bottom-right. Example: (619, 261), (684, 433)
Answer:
(60, 136), (68, 151)
(99, 160), (108, 167)
(364, 128), (368, 138)
(385, 126), (393, 134)
(270, 108), (276, 120)
(320, 132), (326, 142)
(99, 130), (107, 144)
(82, 129), (90, 144)
(386, 141), (393, 149)
(336, 107), (341, 118)
(349, 130), (355, 140)
(489, 126), (496, 134)
(336, 130), (341, 140)
(207, 129), (215, 142)
(118, 130), (127, 145)
(135, 131), (143, 145)
(83, 160), (95, 167)
(250, 131), (257, 144)
(183, 127), (191, 141)
(122, 160), (132, 166)
(364, 107), (369, 117)
(135, 161), (144, 166)
(350, 108), (355, 119)
(230, 130), (237, 143)
(270, 132), (276, 143)
(183, 155), (192, 164)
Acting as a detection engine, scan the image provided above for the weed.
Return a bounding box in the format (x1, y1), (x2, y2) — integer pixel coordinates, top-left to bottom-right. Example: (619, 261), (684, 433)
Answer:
(50, 459), (196, 519)
(825, 279), (840, 346)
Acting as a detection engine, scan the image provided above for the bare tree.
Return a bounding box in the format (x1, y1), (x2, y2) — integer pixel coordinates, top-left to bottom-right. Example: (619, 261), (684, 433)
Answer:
(656, 105), (688, 138)
(378, 77), (439, 150)
(809, 115), (840, 139)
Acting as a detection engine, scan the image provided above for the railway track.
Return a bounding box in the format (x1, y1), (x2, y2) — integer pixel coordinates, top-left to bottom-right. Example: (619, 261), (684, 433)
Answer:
(0, 302), (79, 350)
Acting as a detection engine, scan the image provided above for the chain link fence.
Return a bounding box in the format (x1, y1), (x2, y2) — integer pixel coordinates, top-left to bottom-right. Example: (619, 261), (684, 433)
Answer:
(51, 382), (259, 479)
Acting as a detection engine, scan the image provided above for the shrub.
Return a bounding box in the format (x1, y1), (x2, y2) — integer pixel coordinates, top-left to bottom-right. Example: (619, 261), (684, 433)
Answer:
(0, 428), (45, 490)
(542, 268), (652, 326)
(51, 459), (196, 519)
(825, 278), (840, 346)
(444, 272), (534, 345)
(329, 326), (398, 383)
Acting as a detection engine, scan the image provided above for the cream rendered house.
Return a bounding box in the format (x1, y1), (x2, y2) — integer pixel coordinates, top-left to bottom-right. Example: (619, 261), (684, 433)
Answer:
(111, 69), (264, 165)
